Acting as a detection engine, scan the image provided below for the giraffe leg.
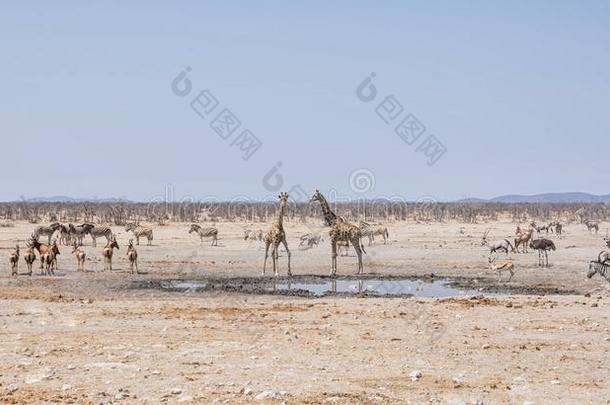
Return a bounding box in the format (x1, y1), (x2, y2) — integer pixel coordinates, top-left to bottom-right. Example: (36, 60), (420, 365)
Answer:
(281, 238), (291, 276)
(272, 242), (279, 277)
(330, 239), (337, 276)
(351, 237), (364, 275)
(262, 241), (270, 276)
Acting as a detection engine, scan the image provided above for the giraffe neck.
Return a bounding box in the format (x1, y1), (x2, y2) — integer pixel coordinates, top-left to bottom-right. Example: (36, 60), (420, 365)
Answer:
(318, 195), (337, 226)
(277, 200), (286, 228)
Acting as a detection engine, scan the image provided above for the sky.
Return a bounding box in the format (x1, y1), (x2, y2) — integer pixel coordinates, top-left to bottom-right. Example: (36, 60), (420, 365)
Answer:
(1, 1), (609, 202)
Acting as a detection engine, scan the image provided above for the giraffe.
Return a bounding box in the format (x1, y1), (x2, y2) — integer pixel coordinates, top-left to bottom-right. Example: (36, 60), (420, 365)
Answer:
(263, 192), (292, 276)
(309, 189), (366, 275)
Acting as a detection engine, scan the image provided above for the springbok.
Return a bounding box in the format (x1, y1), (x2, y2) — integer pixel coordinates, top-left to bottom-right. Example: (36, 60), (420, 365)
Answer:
(9, 245), (19, 276)
(126, 239), (139, 274)
(481, 229), (515, 255)
(488, 256), (515, 282)
(72, 244), (86, 272)
(102, 237), (120, 271)
(529, 238), (556, 267)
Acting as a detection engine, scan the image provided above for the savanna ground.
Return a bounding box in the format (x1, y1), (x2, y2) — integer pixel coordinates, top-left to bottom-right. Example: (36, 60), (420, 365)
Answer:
(0, 218), (608, 404)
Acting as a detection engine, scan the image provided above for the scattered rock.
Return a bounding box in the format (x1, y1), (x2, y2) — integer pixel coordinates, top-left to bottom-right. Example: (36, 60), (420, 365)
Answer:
(62, 384), (72, 391)
(255, 390), (279, 400)
(482, 344), (491, 349)
(550, 379), (560, 385)
(171, 388), (183, 395)
(409, 370), (422, 381)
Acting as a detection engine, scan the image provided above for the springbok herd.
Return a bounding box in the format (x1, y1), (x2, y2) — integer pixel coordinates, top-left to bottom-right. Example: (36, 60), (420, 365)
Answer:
(5, 191), (610, 285)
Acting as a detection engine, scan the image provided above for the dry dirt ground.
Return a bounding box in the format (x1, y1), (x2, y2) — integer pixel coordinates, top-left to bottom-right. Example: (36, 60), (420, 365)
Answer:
(0, 219), (608, 404)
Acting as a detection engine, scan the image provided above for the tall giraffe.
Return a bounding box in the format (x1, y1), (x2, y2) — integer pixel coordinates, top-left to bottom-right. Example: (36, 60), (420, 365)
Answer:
(263, 192), (292, 276)
(310, 189), (366, 275)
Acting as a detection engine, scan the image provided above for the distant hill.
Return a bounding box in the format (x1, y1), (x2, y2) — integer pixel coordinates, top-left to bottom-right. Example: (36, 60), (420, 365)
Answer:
(9, 192), (610, 204)
(459, 193), (610, 204)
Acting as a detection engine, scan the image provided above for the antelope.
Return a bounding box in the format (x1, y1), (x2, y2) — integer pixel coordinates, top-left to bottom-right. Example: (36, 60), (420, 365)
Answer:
(27, 235), (58, 274)
(40, 240), (60, 276)
(9, 245), (19, 276)
(125, 223), (153, 246)
(514, 227), (534, 253)
(488, 256), (515, 282)
(188, 224), (218, 246)
(529, 238), (556, 267)
(102, 237), (119, 271)
(23, 247), (36, 275)
(481, 229), (515, 255)
(126, 239), (139, 274)
(72, 243), (86, 272)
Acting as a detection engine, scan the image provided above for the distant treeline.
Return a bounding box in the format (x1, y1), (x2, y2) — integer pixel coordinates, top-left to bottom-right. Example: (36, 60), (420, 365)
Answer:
(0, 201), (607, 226)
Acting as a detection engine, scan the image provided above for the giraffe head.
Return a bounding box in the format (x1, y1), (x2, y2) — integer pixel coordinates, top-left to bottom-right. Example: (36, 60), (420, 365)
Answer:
(278, 192), (289, 203)
(309, 189), (323, 203)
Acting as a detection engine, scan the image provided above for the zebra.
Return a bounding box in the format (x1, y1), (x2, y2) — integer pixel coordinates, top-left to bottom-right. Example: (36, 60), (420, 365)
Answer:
(584, 219), (599, 234)
(530, 221), (549, 233)
(588, 261), (610, 282)
(362, 226), (389, 245)
(125, 223), (153, 246)
(189, 224), (218, 246)
(58, 224), (72, 245)
(68, 223), (94, 245)
(33, 222), (61, 244)
(244, 229), (263, 242)
(299, 233), (323, 248)
(88, 225), (114, 247)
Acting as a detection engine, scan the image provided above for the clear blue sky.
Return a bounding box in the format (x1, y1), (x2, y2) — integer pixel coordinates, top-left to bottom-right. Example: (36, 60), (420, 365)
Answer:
(2, 1), (609, 202)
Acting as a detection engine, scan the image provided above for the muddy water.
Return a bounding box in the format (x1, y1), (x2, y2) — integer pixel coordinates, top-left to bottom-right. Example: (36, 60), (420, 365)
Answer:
(140, 276), (488, 298)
